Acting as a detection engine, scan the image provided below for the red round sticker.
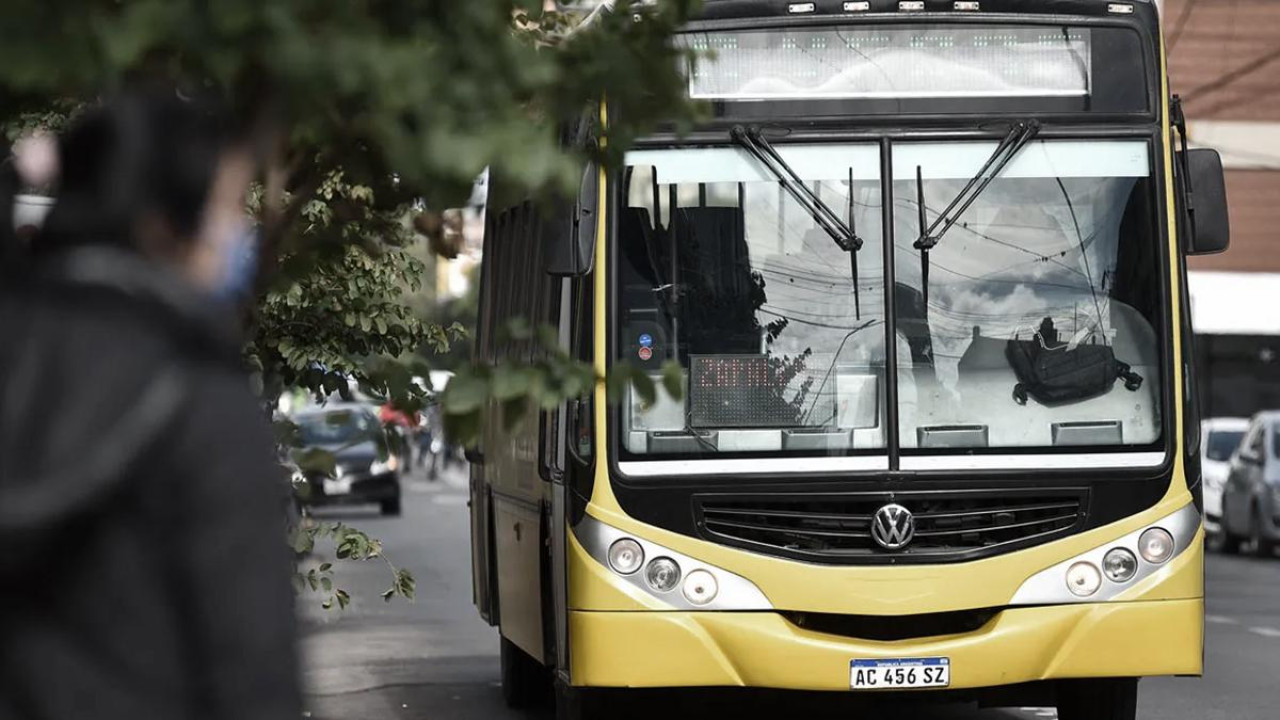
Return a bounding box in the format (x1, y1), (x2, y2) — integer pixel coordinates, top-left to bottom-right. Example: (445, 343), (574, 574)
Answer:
(638, 346), (653, 361)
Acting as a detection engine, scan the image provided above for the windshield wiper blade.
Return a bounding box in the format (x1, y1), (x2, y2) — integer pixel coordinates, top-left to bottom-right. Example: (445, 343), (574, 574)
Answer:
(913, 120), (1041, 305)
(916, 120), (1041, 251)
(731, 126), (862, 252)
(731, 125), (867, 317)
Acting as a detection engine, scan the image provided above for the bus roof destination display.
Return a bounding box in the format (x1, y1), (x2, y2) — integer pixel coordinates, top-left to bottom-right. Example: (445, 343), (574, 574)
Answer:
(682, 26), (1092, 101)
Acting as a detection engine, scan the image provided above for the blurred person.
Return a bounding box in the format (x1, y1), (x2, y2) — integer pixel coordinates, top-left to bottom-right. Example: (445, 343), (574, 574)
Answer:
(0, 91), (300, 720)
(378, 402), (417, 469)
(415, 402), (444, 479)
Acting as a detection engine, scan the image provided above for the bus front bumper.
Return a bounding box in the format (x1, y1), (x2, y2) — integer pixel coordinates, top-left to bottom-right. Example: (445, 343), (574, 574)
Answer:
(568, 599), (1203, 690)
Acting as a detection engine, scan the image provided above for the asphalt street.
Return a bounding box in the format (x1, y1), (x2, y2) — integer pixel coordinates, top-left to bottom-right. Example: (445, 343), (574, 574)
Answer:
(301, 468), (1280, 720)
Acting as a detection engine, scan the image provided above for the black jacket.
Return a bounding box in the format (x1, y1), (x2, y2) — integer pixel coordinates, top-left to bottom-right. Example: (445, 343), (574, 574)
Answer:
(0, 248), (300, 720)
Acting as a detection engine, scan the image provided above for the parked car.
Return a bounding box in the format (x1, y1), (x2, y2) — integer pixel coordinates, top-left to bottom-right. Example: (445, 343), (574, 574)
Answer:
(1201, 417), (1250, 539)
(1220, 411), (1280, 557)
(293, 404), (402, 516)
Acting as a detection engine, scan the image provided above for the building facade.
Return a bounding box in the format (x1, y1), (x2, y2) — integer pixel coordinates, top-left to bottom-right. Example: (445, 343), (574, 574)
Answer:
(1166, 0), (1280, 419)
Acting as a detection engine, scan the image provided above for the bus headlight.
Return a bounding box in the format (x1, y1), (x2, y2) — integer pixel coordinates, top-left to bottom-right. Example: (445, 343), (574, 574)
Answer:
(1009, 503), (1199, 606)
(1102, 547), (1139, 583)
(1066, 562), (1102, 597)
(683, 570), (719, 605)
(1138, 528), (1175, 565)
(576, 514), (772, 611)
(645, 557), (681, 592)
(608, 538), (645, 575)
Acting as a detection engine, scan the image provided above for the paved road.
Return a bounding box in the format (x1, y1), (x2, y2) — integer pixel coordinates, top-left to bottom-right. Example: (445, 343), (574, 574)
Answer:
(301, 469), (1280, 720)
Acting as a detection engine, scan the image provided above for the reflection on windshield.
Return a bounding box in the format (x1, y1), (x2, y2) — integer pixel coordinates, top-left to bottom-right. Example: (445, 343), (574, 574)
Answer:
(619, 145), (885, 457)
(298, 410), (375, 446)
(617, 140), (1165, 459)
(893, 140), (1161, 450)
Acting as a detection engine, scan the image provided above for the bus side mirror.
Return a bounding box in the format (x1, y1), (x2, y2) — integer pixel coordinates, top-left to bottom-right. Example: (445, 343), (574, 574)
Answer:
(545, 163), (600, 277)
(1184, 148), (1230, 256)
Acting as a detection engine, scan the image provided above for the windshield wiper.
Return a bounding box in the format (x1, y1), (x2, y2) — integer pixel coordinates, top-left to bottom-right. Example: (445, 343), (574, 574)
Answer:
(732, 126), (860, 251)
(731, 125), (866, 317)
(913, 120), (1041, 305)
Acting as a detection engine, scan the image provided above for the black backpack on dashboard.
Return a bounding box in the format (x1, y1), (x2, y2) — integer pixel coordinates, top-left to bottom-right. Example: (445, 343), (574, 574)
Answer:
(1005, 318), (1143, 407)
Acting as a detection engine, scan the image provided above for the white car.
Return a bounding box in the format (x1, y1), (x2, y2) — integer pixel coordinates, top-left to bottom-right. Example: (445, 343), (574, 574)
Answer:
(1202, 417), (1250, 535)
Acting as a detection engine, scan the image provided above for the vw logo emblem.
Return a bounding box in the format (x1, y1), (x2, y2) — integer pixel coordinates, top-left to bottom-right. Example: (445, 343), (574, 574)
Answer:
(871, 504), (915, 551)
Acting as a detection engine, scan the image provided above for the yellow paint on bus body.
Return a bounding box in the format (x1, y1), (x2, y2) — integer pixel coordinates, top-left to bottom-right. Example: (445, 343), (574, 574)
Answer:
(569, 599), (1202, 690)
(566, 499), (1204, 687)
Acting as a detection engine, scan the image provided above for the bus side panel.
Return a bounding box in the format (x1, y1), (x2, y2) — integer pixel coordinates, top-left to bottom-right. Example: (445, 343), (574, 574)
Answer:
(476, 191), (553, 656)
(472, 195), (499, 626)
(468, 463), (496, 625)
(493, 494), (545, 660)
(490, 395), (550, 661)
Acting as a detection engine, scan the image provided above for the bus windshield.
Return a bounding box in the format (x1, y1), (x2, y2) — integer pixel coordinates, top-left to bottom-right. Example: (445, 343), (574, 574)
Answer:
(892, 140), (1162, 451)
(616, 139), (1164, 459)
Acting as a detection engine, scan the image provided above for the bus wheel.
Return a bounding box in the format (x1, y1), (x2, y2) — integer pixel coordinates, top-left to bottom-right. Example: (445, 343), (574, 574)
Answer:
(1056, 678), (1137, 720)
(554, 682), (604, 720)
(500, 636), (547, 709)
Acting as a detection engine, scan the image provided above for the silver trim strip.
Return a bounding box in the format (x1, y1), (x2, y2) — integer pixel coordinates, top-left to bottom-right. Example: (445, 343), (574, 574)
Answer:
(618, 456), (889, 478)
(574, 513), (773, 611)
(692, 89), (1088, 101)
(901, 452), (1166, 471)
(1008, 502), (1201, 606)
(619, 451), (1163, 476)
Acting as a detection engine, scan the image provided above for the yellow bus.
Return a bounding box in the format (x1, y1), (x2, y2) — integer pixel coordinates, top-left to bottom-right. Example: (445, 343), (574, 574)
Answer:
(470, 1), (1231, 718)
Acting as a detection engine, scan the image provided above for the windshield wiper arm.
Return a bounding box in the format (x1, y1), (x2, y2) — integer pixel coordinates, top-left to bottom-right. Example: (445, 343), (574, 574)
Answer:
(913, 120), (1041, 305)
(731, 126), (860, 250)
(731, 125), (867, 317)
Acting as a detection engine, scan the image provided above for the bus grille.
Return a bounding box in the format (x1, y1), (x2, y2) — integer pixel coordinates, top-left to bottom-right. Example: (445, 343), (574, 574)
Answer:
(783, 608), (1001, 641)
(694, 490), (1087, 564)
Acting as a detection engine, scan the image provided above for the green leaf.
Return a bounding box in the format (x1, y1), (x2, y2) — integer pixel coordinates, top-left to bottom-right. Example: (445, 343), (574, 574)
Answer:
(443, 408), (483, 448)
(396, 569), (416, 600)
(632, 372), (657, 407)
(292, 448), (337, 478)
(500, 396), (530, 431)
(660, 360), (685, 402)
(491, 366), (533, 401)
(289, 528), (315, 555)
(441, 372), (488, 414)
(608, 363), (655, 406)
(505, 317), (532, 341)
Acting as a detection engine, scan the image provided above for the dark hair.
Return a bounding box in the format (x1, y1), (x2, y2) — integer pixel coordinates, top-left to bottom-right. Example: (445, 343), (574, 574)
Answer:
(33, 90), (233, 259)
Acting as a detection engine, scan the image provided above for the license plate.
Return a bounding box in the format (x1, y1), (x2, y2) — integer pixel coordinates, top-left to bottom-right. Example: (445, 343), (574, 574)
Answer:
(323, 477), (352, 496)
(850, 657), (950, 690)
